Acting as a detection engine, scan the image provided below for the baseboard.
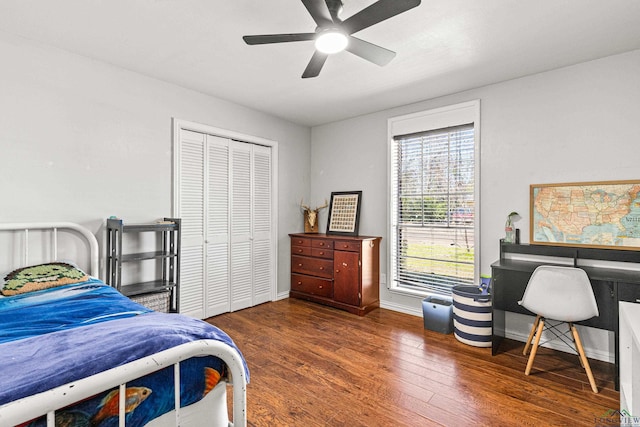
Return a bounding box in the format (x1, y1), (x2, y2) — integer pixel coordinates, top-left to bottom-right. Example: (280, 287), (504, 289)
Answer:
(505, 329), (613, 363)
(276, 291), (290, 301)
(378, 301), (614, 364)
(380, 300), (422, 317)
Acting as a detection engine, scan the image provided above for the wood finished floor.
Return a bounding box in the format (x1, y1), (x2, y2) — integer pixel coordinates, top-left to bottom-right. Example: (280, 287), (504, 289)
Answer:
(208, 298), (619, 426)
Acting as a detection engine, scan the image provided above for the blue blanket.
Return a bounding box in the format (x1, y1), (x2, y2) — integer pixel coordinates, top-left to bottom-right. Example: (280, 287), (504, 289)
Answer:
(0, 279), (249, 411)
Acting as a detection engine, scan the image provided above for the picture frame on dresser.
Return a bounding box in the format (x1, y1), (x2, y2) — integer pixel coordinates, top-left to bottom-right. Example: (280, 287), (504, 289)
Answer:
(326, 191), (362, 236)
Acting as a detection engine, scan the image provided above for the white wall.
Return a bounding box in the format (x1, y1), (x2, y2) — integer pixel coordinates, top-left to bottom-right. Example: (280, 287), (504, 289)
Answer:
(310, 49), (640, 360)
(3, 29), (639, 359)
(0, 32), (311, 295)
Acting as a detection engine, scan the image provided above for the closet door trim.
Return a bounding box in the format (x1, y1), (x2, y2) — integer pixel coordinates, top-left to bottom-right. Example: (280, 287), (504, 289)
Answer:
(172, 118), (279, 311)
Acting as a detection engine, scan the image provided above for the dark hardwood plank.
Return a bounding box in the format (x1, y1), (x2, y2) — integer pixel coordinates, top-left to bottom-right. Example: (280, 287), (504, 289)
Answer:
(208, 298), (619, 426)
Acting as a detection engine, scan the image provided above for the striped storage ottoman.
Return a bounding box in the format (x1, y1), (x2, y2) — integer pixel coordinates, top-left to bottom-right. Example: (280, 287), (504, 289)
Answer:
(452, 285), (492, 347)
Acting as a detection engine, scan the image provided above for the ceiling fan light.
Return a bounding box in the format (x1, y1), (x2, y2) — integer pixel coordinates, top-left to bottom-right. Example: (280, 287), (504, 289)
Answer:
(315, 31), (348, 54)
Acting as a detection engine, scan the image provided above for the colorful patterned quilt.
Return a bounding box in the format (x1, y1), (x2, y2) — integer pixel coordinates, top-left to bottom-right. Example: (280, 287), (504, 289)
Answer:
(0, 278), (249, 426)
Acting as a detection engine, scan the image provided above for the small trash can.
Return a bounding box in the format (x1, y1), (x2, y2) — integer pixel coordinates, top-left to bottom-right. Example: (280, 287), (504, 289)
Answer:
(452, 285), (492, 347)
(422, 296), (453, 334)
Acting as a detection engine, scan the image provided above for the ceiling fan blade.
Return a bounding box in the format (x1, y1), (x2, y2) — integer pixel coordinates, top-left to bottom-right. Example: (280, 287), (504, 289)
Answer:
(301, 0), (333, 27)
(302, 51), (329, 78)
(341, 0), (421, 35)
(346, 36), (395, 66)
(243, 33), (316, 45)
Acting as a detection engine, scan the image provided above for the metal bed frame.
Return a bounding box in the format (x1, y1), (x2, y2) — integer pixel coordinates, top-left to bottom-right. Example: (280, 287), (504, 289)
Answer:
(0, 222), (247, 427)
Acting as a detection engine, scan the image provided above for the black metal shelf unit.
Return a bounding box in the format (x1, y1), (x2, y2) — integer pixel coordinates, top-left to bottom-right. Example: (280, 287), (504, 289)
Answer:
(106, 218), (181, 312)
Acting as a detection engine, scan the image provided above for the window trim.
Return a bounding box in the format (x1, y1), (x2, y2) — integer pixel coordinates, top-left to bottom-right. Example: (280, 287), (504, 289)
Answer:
(387, 100), (481, 297)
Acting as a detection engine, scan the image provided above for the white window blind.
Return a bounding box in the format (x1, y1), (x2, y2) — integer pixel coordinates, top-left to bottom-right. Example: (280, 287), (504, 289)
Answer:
(391, 124), (475, 295)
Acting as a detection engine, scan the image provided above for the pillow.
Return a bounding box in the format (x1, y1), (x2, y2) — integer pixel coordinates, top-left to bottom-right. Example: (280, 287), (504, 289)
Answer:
(1, 262), (89, 296)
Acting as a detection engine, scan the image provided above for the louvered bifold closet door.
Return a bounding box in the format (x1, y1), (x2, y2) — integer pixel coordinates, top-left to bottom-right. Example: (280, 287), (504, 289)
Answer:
(205, 135), (231, 317)
(229, 141), (253, 311)
(252, 145), (273, 306)
(177, 130), (206, 319)
(176, 124), (275, 318)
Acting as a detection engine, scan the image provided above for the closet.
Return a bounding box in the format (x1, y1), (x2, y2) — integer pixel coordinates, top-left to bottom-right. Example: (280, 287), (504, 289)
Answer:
(174, 121), (276, 319)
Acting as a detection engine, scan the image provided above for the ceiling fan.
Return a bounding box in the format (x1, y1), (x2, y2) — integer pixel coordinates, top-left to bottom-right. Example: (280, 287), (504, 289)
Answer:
(242, 0), (422, 78)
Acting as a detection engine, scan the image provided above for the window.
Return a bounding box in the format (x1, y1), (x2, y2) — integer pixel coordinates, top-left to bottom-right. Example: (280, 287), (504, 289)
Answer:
(388, 101), (479, 296)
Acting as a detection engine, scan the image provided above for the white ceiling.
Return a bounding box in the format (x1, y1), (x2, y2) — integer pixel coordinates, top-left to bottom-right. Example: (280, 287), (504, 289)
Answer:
(2, 0), (640, 127)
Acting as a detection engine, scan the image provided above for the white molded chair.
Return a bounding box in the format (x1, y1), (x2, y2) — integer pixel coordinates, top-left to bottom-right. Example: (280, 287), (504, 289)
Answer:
(518, 265), (599, 393)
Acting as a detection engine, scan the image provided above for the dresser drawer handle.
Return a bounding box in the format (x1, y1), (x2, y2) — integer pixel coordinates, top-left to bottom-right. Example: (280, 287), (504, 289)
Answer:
(319, 242), (325, 246)
(319, 266), (325, 270)
(296, 240), (303, 244)
(342, 262), (348, 267)
(297, 281), (302, 285)
(298, 249), (303, 253)
(319, 251), (324, 255)
(298, 263), (303, 267)
(318, 285), (323, 289)
(342, 244), (348, 248)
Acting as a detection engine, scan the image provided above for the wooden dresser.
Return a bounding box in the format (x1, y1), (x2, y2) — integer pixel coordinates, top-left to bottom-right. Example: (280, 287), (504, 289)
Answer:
(289, 233), (381, 316)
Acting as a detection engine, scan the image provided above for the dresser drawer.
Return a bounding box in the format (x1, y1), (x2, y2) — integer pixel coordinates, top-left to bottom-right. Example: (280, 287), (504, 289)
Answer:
(312, 248), (333, 259)
(312, 239), (334, 250)
(291, 255), (333, 279)
(291, 274), (332, 297)
(291, 236), (312, 247)
(291, 245), (312, 256)
(334, 240), (361, 252)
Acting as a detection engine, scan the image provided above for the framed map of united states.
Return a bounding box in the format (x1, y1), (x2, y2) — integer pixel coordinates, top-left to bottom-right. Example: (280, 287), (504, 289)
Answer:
(530, 180), (640, 250)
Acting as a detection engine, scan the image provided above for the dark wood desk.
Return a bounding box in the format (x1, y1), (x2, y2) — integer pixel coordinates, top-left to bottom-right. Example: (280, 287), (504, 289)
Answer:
(491, 241), (640, 390)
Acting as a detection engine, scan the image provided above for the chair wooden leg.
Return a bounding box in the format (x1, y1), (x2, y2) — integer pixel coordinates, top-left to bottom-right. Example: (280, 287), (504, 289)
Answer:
(570, 324), (598, 393)
(523, 315), (541, 356)
(525, 318), (545, 376)
(568, 322), (585, 368)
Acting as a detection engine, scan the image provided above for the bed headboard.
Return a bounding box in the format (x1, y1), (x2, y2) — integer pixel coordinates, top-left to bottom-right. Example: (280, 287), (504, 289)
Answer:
(0, 222), (99, 277)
